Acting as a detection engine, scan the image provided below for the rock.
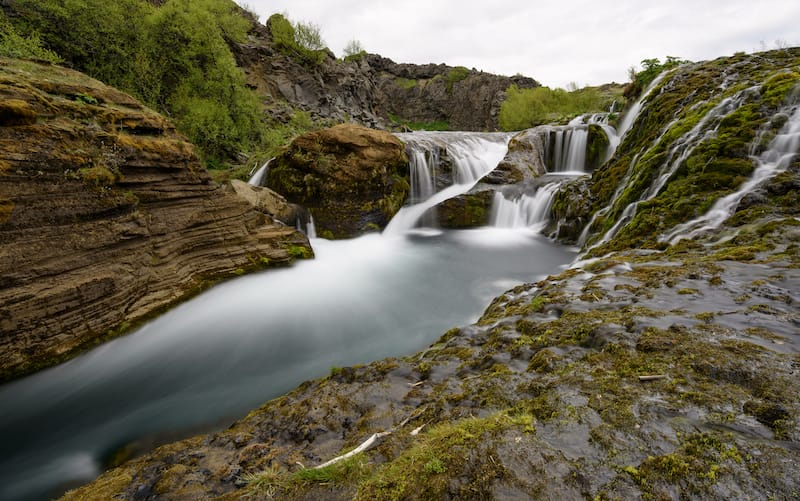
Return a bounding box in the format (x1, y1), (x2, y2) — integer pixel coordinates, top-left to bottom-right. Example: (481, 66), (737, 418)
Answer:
(229, 179), (297, 225)
(232, 19), (539, 131)
(434, 189), (495, 229)
(0, 58), (311, 382)
(483, 128), (548, 186)
(266, 123), (409, 238)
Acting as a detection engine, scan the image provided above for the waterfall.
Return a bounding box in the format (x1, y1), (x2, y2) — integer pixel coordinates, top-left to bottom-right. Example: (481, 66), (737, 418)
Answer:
(586, 85), (761, 250)
(248, 158), (272, 186)
(662, 103), (800, 244)
(548, 126), (589, 173)
(616, 71), (669, 140)
(296, 212), (317, 238)
(490, 182), (561, 230)
(384, 132), (511, 234)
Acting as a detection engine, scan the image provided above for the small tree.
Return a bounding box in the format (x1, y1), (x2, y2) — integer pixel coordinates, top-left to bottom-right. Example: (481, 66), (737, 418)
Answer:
(294, 20), (325, 51)
(343, 38), (364, 58)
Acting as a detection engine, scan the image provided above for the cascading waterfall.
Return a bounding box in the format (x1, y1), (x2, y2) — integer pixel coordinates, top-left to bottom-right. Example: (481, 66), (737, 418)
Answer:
(247, 158), (272, 186)
(586, 85), (761, 250)
(548, 125), (589, 173)
(662, 103), (800, 244)
(490, 183), (561, 230)
(384, 132), (511, 234)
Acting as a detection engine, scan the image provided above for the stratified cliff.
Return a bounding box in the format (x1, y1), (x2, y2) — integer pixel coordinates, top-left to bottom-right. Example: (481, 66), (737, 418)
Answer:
(0, 58), (311, 381)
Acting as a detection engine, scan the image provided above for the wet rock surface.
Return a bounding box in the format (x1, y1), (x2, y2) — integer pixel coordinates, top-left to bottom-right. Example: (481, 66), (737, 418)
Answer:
(0, 58), (311, 381)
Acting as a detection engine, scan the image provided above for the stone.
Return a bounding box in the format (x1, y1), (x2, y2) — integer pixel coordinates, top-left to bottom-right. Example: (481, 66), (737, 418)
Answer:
(266, 123), (409, 238)
(0, 58), (311, 382)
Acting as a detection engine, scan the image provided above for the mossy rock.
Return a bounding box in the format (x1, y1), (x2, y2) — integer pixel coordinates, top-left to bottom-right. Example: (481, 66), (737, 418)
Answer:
(266, 124), (410, 238)
(434, 189), (494, 228)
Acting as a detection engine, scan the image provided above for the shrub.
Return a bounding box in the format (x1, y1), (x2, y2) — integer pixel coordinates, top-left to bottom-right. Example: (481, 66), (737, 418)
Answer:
(499, 85), (608, 130)
(0, 13), (62, 63)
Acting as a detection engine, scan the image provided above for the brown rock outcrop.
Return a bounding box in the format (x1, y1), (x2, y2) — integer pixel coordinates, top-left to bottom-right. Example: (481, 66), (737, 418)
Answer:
(266, 123), (409, 238)
(0, 58), (311, 381)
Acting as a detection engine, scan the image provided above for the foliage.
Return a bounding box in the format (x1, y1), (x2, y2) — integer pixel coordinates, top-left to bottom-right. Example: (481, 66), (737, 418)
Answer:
(386, 112), (449, 131)
(0, 12), (62, 63)
(7, 0), (265, 165)
(499, 85), (609, 130)
(293, 20), (325, 50)
(445, 66), (469, 94)
(343, 38), (365, 60)
(624, 56), (691, 99)
(267, 13), (327, 66)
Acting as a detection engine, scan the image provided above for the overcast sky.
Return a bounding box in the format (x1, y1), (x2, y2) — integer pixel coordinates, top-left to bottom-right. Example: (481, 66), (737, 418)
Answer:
(235, 1), (800, 88)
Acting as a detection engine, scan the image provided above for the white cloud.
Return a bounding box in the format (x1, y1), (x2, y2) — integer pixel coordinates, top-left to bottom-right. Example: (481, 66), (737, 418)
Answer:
(237, 0), (800, 88)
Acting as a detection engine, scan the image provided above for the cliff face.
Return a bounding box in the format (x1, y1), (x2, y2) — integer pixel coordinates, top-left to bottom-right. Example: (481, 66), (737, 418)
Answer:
(0, 58), (311, 381)
(233, 19), (538, 131)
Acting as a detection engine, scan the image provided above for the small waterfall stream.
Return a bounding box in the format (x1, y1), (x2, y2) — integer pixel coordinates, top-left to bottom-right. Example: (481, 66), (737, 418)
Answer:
(662, 104), (800, 243)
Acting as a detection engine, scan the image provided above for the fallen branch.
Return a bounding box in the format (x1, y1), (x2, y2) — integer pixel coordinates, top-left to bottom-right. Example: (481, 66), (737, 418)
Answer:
(310, 409), (425, 470)
(638, 374), (667, 381)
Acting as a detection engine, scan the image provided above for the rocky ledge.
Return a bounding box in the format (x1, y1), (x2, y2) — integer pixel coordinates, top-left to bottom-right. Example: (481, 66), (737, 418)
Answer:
(0, 58), (311, 382)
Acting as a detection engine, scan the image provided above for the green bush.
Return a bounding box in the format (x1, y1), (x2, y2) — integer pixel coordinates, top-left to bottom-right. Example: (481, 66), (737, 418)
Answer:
(499, 85), (608, 130)
(445, 66), (469, 94)
(0, 12), (62, 63)
(267, 13), (327, 66)
(624, 56), (690, 99)
(7, 0), (264, 165)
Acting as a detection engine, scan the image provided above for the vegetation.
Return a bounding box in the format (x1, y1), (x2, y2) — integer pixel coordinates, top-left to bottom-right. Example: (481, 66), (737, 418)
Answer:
(445, 66), (469, 94)
(5, 0), (267, 166)
(267, 13), (328, 66)
(0, 11), (62, 63)
(624, 56), (691, 99)
(499, 84), (620, 130)
(343, 39), (366, 61)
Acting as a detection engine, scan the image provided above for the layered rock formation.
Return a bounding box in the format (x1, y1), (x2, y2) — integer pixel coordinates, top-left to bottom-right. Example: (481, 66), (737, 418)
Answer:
(264, 123), (409, 238)
(0, 58), (311, 381)
(233, 15), (539, 131)
(67, 49), (800, 501)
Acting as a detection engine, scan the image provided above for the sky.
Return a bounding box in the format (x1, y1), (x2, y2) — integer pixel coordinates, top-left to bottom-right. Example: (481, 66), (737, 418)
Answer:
(235, 1), (800, 89)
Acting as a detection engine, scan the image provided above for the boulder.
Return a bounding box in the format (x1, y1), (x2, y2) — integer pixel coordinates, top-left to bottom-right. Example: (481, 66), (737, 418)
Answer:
(266, 123), (409, 238)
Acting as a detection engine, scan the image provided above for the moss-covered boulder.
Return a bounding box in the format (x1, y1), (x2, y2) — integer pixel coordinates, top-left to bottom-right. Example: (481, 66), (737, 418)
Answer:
(434, 189), (494, 228)
(266, 124), (409, 238)
(586, 123), (611, 171)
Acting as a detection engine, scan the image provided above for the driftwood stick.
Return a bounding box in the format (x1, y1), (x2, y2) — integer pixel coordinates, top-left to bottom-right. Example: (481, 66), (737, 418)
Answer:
(638, 374), (667, 381)
(311, 408), (426, 470)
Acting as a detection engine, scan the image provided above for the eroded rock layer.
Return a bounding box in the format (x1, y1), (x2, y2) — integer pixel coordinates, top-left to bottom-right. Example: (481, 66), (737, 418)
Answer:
(0, 58), (311, 381)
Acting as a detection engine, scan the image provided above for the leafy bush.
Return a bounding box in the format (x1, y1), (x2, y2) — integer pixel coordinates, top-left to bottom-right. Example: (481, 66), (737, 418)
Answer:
(499, 85), (608, 130)
(624, 56), (690, 99)
(343, 39), (365, 60)
(7, 0), (265, 165)
(294, 20), (325, 50)
(0, 12), (62, 63)
(267, 13), (327, 66)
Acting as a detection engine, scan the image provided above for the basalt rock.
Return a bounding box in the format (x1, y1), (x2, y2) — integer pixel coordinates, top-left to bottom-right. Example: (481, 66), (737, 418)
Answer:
(0, 58), (311, 382)
(232, 18), (539, 131)
(266, 123), (409, 238)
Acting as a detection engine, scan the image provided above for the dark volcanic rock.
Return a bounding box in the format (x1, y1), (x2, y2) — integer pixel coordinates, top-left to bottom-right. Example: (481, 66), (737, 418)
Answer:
(0, 58), (311, 381)
(266, 124), (409, 238)
(232, 19), (539, 131)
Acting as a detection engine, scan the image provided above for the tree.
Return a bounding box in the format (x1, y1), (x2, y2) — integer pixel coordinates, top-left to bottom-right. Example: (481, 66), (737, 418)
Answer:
(294, 20), (325, 51)
(343, 38), (364, 58)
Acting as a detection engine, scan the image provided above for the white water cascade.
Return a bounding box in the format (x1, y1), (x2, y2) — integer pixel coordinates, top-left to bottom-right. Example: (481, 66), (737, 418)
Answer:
(585, 85), (761, 250)
(548, 123), (589, 173)
(247, 158), (272, 186)
(490, 183), (561, 230)
(662, 104), (800, 244)
(384, 132), (511, 234)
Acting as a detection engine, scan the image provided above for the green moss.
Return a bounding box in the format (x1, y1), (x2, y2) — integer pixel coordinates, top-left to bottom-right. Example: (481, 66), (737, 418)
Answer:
(395, 77), (418, 90)
(445, 66), (469, 94)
